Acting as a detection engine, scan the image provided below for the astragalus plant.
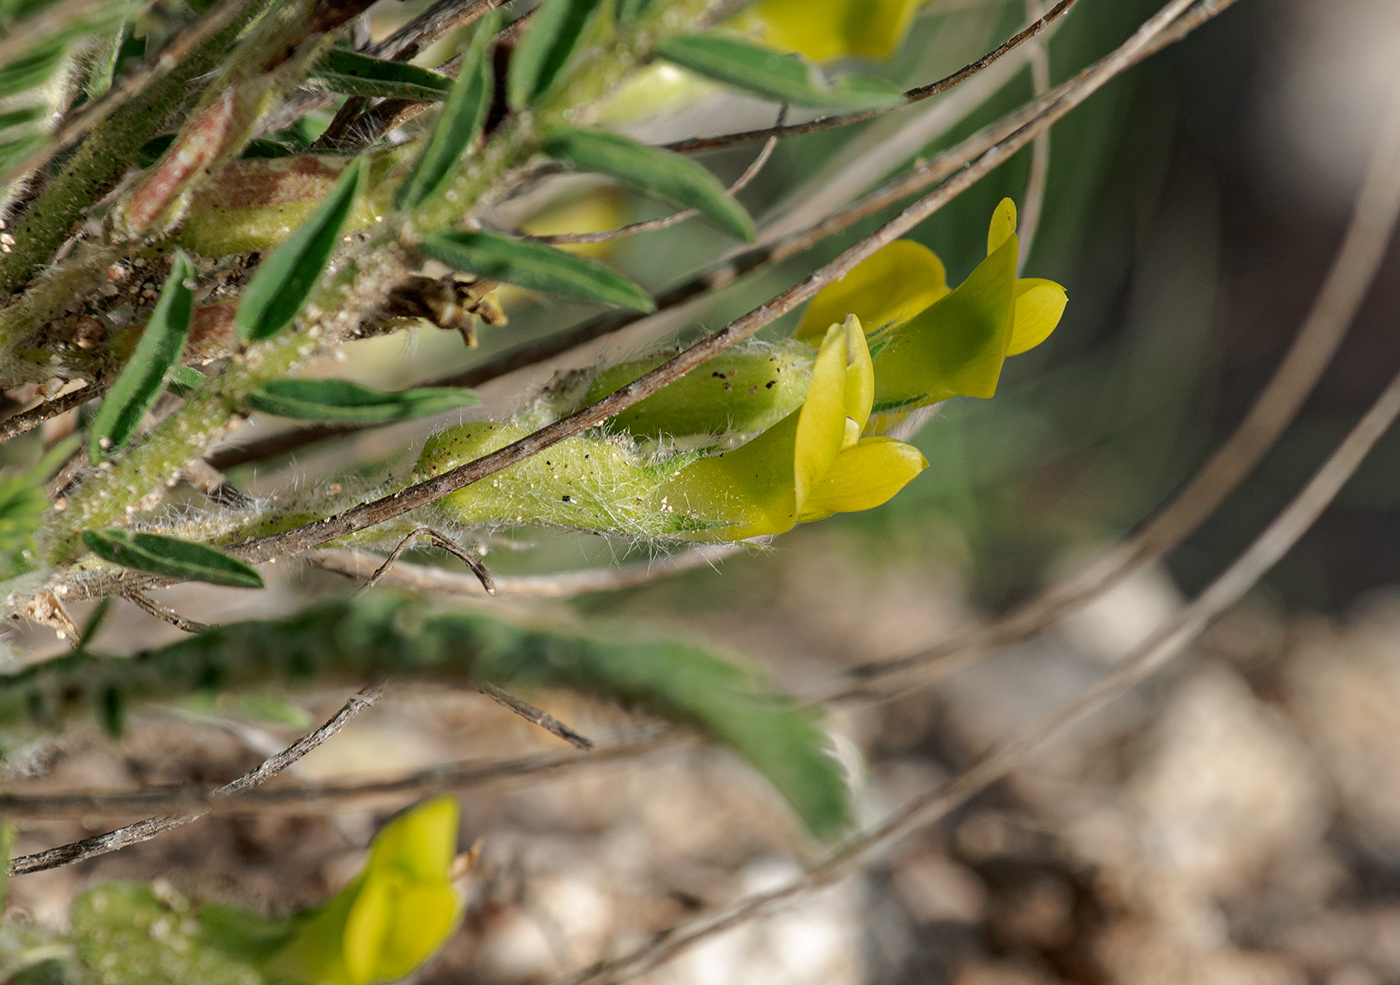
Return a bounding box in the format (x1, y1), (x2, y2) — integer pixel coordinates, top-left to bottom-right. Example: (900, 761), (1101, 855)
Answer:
(0, 0), (1241, 980)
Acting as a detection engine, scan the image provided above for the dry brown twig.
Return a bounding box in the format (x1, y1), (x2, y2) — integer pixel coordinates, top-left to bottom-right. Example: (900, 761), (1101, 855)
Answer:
(8, 683), (387, 875)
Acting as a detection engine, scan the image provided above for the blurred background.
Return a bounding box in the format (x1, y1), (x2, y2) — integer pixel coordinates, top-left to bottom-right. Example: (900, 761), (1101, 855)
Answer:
(17, 1), (1400, 983)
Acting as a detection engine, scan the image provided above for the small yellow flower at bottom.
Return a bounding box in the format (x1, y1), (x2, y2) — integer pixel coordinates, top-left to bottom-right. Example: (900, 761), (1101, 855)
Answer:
(266, 797), (463, 985)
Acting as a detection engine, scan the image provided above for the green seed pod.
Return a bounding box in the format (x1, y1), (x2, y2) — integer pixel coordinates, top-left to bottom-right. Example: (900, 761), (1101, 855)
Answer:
(582, 340), (813, 440)
(418, 422), (706, 537)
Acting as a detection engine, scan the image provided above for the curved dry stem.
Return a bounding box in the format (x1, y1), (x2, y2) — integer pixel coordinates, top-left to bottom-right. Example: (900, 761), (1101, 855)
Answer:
(558, 357), (1400, 985)
(1017, 0), (1052, 272)
(307, 543), (743, 599)
(836, 59), (1400, 700)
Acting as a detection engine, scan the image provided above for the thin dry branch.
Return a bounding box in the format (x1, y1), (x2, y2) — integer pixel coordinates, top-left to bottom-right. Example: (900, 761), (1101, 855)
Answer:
(836, 56), (1400, 700)
(307, 543), (743, 599)
(8, 684), (385, 875)
(215, 0), (1201, 570)
(474, 682), (594, 749)
(0, 735), (674, 822)
(121, 590), (210, 633)
(0, 384), (101, 443)
(663, 0), (1080, 154)
(559, 352), (1400, 985)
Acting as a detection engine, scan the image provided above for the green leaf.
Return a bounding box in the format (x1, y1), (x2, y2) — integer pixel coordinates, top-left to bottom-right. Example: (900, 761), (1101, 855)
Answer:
(245, 378), (480, 423)
(310, 48), (452, 101)
(72, 883), (271, 985)
(234, 157), (364, 342)
(396, 12), (500, 211)
(419, 230), (654, 311)
(81, 530), (264, 589)
(89, 249), (196, 463)
(0, 436), (80, 579)
(541, 127), (755, 241)
(655, 33), (905, 109)
(507, 0), (605, 109)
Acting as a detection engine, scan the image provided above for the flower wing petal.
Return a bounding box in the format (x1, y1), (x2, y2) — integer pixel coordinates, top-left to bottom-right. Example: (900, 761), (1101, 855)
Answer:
(795, 240), (948, 340)
(798, 436), (928, 520)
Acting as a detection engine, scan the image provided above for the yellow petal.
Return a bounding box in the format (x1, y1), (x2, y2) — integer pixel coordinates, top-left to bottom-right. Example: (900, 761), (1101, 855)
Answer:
(795, 240), (948, 341)
(794, 323), (854, 506)
(342, 877), (393, 985)
(841, 314), (874, 433)
(1008, 278), (1067, 356)
(373, 883), (462, 982)
(798, 437), (928, 520)
(732, 0), (927, 62)
(366, 797), (460, 883)
(987, 197), (1017, 256)
(870, 234), (1018, 409)
(265, 877), (364, 985)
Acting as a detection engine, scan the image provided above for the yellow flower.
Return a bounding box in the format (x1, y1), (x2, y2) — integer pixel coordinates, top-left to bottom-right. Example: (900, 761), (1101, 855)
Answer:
(794, 198), (1067, 417)
(730, 0), (929, 63)
(663, 315), (929, 539)
(268, 798), (463, 985)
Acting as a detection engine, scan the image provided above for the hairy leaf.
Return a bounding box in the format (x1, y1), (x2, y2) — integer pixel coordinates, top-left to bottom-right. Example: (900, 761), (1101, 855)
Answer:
(72, 883), (271, 985)
(310, 48), (452, 101)
(81, 530), (264, 589)
(419, 230), (654, 311)
(541, 127), (755, 241)
(89, 249), (196, 463)
(0, 597), (851, 838)
(396, 12), (500, 210)
(656, 33), (904, 109)
(234, 157), (364, 342)
(245, 378), (480, 423)
(507, 0), (605, 109)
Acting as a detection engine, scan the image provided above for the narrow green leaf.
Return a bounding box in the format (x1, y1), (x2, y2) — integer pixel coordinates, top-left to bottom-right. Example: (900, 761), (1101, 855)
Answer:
(89, 249), (196, 463)
(310, 48), (452, 101)
(0, 36), (65, 101)
(234, 158), (363, 341)
(542, 127), (755, 241)
(0, 438), (84, 580)
(0, 597), (852, 839)
(82, 530), (264, 589)
(507, 0), (604, 109)
(656, 33), (905, 110)
(245, 378), (480, 423)
(396, 11), (500, 211)
(419, 230), (654, 311)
